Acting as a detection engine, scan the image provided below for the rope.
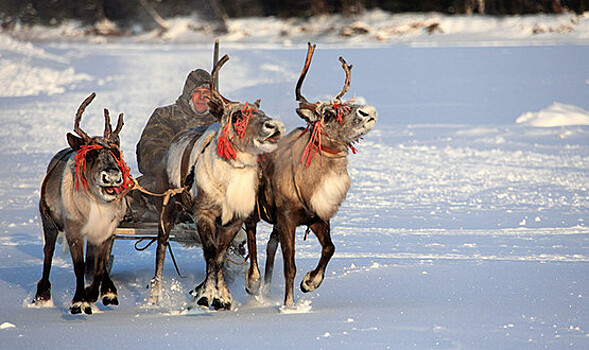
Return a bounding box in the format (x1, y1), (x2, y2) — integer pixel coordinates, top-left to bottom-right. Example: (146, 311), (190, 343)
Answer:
(126, 177), (249, 269)
(127, 177), (189, 278)
(134, 237), (157, 251)
(225, 254), (249, 266)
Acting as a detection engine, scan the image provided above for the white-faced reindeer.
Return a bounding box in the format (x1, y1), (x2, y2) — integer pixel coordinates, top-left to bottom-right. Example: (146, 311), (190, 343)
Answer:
(245, 43), (378, 307)
(148, 55), (285, 309)
(34, 93), (132, 314)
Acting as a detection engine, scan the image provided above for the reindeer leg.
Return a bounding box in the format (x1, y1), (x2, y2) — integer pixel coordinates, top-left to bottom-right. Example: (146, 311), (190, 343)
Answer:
(34, 211), (59, 305)
(244, 217), (261, 295)
(84, 241), (96, 282)
(263, 227), (280, 290)
(99, 237), (118, 306)
(84, 241), (101, 303)
(277, 216), (297, 307)
(190, 210), (218, 309)
(210, 221), (242, 310)
(65, 231), (92, 314)
(301, 220), (334, 293)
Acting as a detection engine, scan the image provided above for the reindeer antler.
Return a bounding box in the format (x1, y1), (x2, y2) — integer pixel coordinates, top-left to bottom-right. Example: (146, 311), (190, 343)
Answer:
(295, 42), (316, 108)
(335, 57), (353, 101)
(110, 112), (124, 141)
(209, 54), (235, 106)
(104, 108), (112, 139)
(103, 107), (124, 142)
(74, 93), (95, 143)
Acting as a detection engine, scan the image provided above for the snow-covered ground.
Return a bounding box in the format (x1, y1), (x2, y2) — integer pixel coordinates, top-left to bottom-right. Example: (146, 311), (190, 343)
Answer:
(1, 12), (588, 349)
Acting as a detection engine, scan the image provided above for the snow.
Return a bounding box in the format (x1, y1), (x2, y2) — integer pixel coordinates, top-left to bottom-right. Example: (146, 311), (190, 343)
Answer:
(516, 102), (589, 127)
(1, 11), (589, 349)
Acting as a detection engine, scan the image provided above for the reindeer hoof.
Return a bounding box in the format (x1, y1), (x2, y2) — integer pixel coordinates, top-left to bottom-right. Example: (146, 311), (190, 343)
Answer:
(300, 271), (324, 293)
(33, 293), (52, 305)
(70, 301), (92, 315)
(102, 294), (119, 306)
(196, 296), (209, 307)
(212, 298), (231, 310)
(70, 305), (82, 314)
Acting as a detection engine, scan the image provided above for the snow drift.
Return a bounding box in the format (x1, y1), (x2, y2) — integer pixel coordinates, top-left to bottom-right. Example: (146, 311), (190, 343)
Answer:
(516, 102), (589, 127)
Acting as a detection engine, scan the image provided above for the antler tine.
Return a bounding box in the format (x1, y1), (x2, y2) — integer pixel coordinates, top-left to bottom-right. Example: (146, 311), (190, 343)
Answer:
(295, 42), (316, 106)
(110, 113), (124, 141)
(211, 54), (228, 92)
(74, 92), (96, 142)
(335, 56), (353, 101)
(210, 54), (233, 105)
(103, 108), (112, 139)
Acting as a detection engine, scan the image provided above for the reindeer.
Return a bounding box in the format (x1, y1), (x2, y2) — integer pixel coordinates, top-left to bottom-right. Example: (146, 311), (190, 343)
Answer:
(33, 93), (132, 314)
(244, 43), (378, 308)
(147, 55), (285, 310)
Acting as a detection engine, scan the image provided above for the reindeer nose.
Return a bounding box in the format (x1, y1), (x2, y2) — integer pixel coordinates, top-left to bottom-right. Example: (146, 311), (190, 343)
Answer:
(263, 121), (277, 131)
(101, 169), (123, 186)
(263, 120), (284, 136)
(357, 106), (378, 123)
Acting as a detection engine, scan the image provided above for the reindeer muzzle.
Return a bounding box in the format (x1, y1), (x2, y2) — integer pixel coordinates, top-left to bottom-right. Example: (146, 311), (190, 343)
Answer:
(100, 169), (124, 195)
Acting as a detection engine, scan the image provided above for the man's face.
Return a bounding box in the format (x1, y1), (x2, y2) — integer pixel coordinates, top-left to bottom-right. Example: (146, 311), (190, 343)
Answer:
(191, 87), (211, 114)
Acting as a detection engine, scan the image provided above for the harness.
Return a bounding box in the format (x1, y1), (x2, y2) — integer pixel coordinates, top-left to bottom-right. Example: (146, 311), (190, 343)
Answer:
(298, 97), (359, 168)
(73, 143), (133, 195)
(216, 102), (258, 161)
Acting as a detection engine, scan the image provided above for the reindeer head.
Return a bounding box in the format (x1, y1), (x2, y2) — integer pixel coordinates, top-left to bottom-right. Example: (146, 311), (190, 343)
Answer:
(295, 43), (377, 164)
(66, 93), (132, 202)
(207, 55), (285, 161)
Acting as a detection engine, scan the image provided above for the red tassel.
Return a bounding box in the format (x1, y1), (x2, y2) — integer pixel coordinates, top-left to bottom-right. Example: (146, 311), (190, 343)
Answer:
(217, 123), (236, 160)
(300, 120), (323, 168)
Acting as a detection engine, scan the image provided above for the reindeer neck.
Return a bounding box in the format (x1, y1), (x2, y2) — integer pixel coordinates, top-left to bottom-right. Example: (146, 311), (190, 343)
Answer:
(320, 139), (349, 158)
(317, 131), (349, 158)
(226, 156), (258, 169)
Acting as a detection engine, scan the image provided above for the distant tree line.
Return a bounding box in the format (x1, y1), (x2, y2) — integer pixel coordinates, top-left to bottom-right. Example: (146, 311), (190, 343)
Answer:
(1, 0), (587, 29)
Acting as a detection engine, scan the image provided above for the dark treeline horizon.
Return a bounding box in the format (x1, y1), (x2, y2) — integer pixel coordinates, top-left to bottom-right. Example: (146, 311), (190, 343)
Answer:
(1, 0), (587, 30)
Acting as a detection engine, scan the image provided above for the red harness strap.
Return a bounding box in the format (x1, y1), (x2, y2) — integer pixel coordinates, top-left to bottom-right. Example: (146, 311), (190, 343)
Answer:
(298, 99), (362, 167)
(217, 102), (259, 160)
(73, 144), (133, 195)
(74, 144), (103, 191)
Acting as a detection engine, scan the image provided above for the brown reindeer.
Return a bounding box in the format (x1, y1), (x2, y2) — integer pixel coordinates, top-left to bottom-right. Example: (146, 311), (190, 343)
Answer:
(33, 93), (132, 314)
(147, 55), (285, 310)
(245, 43), (378, 308)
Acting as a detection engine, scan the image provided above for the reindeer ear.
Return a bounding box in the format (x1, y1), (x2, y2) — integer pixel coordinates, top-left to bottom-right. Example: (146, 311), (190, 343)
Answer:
(254, 99), (261, 109)
(296, 108), (317, 124)
(67, 132), (85, 151)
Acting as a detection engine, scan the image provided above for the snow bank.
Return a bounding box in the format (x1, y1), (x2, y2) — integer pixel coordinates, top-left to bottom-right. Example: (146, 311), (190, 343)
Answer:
(3, 9), (589, 46)
(0, 35), (91, 97)
(516, 102), (589, 127)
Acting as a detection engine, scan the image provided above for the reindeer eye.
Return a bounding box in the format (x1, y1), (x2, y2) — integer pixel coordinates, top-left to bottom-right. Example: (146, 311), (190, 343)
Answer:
(324, 109), (336, 120)
(231, 111), (242, 123)
(109, 148), (121, 159)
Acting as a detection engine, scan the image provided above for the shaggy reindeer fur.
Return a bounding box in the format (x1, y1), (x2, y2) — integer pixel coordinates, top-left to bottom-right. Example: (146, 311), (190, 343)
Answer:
(245, 43), (378, 307)
(34, 93), (128, 314)
(147, 55), (285, 310)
